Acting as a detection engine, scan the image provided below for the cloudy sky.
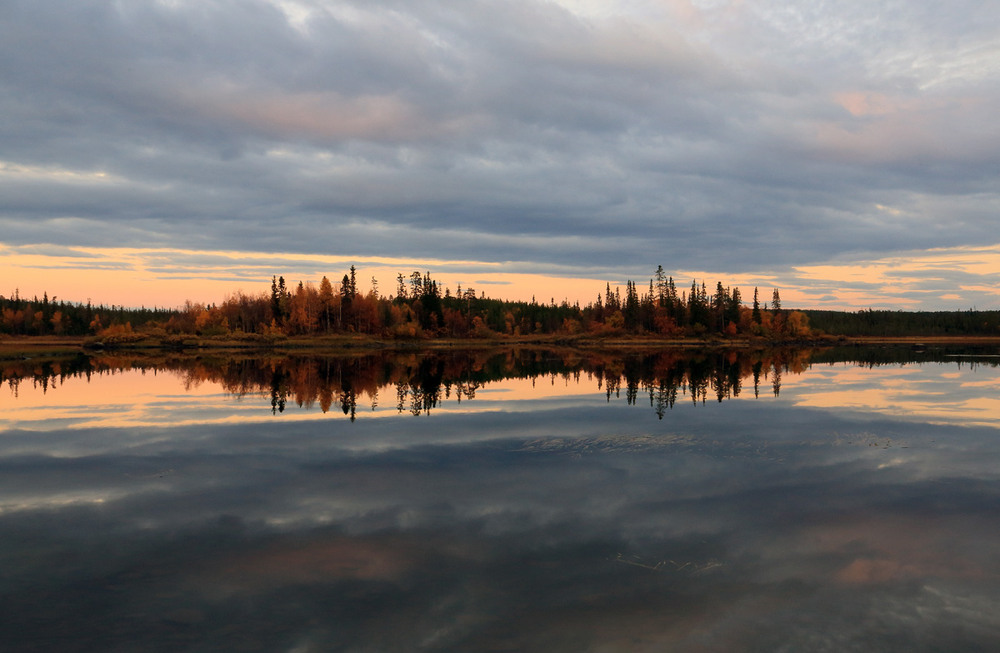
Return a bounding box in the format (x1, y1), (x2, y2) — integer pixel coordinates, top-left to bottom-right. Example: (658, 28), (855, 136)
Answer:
(2, 0), (998, 309)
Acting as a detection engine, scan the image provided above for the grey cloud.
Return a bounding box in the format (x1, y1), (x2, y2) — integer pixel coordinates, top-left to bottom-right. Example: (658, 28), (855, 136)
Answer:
(21, 263), (136, 272)
(4, 244), (103, 259)
(1, 0), (998, 304)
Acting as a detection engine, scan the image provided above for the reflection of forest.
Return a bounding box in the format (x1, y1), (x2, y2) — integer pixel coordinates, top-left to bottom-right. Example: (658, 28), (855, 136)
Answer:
(4, 346), (998, 420)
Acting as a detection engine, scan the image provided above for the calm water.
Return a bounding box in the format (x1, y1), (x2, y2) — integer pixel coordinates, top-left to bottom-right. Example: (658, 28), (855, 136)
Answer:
(2, 346), (1000, 652)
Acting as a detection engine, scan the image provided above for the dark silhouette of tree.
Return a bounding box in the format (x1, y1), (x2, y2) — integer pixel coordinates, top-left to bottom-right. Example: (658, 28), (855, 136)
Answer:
(396, 273), (407, 301)
(654, 265), (667, 307)
(270, 276), (290, 325)
(623, 280), (640, 330)
(726, 286), (742, 331)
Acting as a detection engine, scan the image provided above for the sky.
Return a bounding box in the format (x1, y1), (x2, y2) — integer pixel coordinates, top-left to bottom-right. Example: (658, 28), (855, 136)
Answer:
(1, 0), (998, 310)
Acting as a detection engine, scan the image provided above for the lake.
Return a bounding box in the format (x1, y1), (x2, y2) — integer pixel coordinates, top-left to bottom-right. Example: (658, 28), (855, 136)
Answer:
(2, 345), (1000, 651)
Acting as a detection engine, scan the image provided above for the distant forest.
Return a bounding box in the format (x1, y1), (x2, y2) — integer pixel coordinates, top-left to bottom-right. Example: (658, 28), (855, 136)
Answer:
(2, 266), (999, 340)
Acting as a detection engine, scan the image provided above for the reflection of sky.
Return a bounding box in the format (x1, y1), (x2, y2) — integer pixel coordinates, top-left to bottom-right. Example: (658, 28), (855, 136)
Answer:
(785, 362), (1000, 427)
(2, 360), (1000, 650)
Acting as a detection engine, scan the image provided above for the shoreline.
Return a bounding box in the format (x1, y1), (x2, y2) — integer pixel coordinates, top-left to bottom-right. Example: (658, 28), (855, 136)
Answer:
(3, 333), (1000, 359)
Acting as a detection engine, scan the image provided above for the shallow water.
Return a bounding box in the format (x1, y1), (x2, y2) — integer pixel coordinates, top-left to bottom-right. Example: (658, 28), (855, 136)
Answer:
(2, 346), (1000, 651)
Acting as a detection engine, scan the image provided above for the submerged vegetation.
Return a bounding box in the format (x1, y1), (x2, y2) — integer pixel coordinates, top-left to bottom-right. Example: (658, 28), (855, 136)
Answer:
(2, 265), (999, 343)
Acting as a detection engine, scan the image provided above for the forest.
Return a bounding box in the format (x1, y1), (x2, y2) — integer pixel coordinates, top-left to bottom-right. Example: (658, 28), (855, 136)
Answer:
(1, 265), (998, 341)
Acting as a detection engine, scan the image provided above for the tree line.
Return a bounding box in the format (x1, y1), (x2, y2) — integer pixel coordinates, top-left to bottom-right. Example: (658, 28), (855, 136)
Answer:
(3, 265), (998, 339)
(151, 265), (810, 340)
(0, 289), (172, 337)
(803, 308), (1000, 337)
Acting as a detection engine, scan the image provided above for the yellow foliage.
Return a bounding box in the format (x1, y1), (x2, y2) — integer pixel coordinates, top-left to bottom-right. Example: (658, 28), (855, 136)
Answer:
(97, 322), (144, 344)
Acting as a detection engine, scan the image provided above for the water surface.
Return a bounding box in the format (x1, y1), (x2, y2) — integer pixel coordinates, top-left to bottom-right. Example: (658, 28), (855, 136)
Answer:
(2, 346), (1000, 651)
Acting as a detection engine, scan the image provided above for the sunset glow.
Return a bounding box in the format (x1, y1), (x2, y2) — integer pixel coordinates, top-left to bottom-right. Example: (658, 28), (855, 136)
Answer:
(4, 242), (999, 311)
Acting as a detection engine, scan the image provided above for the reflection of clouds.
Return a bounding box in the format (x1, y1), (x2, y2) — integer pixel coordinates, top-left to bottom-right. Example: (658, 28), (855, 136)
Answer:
(2, 414), (1000, 650)
(790, 512), (995, 586)
(4, 358), (1000, 649)
(195, 534), (422, 594)
(788, 363), (1000, 427)
(0, 490), (118, 515)
(9, 425), (1000, 649)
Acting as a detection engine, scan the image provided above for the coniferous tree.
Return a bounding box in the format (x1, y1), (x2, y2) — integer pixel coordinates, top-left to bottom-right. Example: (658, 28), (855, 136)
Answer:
(654, 265), (667, 307)
(727, 286), (742, 329)
(271, 276), (280, 322)
(770, 288), (784, 334)
(713, 282), (728, 331)
(688, 280), (709, 331)
(270, 276), (289, 324)
(396, 273), (407, 300)
(340, 274), (353, 329)
(624, 280), (640, 330)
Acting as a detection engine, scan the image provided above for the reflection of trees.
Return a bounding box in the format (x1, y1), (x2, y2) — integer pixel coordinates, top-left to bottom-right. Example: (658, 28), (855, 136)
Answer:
(1, 353), (91, 397)
(5, 345), (998, 419)
(270, 369), (287, 414)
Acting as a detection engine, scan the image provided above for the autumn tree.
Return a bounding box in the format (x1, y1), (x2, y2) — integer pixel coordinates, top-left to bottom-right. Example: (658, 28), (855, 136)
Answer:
(287, 282), (319, 335)
(318, 276), (335, 332)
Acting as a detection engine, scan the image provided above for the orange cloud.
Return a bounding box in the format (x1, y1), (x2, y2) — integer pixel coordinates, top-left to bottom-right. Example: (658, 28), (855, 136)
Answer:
(835, 91), (899, 117)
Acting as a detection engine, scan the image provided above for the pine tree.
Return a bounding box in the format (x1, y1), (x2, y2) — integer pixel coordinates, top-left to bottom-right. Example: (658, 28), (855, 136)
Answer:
(713, 282), (728, 331)
(396, 273), (407, 300)
(270, 276), (289, 324)
(727, 287), (742, 329)
(624, 280), (640, 330)
(340, 274), (352, 329)
(654, 265), (667, 307)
